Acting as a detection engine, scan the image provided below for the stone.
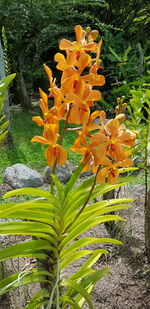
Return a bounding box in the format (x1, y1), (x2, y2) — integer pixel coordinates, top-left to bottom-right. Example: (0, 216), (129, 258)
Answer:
(3, 163), (44, 189)
(44, 161), (72, 184)
(0, 183), (12, 197)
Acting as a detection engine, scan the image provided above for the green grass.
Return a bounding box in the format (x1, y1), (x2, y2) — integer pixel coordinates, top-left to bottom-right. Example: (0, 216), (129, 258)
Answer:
(0, 107), (81, 183)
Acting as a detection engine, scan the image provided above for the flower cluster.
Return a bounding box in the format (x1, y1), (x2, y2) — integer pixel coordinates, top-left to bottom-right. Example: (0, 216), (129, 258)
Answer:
(32, 25), (137, 184)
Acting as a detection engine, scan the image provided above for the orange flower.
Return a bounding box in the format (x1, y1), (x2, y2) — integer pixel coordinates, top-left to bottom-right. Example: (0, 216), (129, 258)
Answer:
(31, 124), (67, 166)
(43, 64), (63, 107)
(45, 144), (67, 166)
(92, 117), (137, 160)
(32, 87), (59, 127)
(59, 25), (98, 59)
(97, 157), (133, 184)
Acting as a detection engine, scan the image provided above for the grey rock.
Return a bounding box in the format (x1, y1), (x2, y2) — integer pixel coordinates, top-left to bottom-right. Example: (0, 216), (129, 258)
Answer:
(3, 163), (44, 189)
(0, 183), (12, 197)
(44, 161), (72, 183)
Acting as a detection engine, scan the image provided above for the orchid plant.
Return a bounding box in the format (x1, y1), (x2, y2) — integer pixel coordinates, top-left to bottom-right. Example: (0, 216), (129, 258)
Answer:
(0, 26), (137, 308)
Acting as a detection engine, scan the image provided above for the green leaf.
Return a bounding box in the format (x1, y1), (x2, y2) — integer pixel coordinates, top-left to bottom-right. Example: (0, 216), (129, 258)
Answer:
(0, 221), (58, 243)
(24, 288), (50, 309)
(0, 269), (50, 296)
(0, 74), (16, 95)
(109, 47), (122, 62)
(51, 173), (64, 202)
(60, 237), (122, 260)
(0, 239), (57, 261)
(0, 120), (9, 131)
(60, 249), (108, 270)
(3, 187), (61, 207)
(64, 162), (85, 196)
(62, 279), (94, 309)
(61, 215), (124, 249)
(60, 295), (81, 308)
(64, 197), (132, 228)
(123, 45), (132, 61)
(82, 267), (110, 289)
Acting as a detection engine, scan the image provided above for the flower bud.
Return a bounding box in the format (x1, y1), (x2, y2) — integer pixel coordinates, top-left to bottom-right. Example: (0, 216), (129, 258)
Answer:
(122, 103), (127, 110)
(116, 97), (121, 104)
(91, 30), (99, 40)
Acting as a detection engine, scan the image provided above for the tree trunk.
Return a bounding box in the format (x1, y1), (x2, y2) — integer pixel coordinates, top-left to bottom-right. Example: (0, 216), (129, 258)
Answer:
(145, 190), (150, 263)
(0, 38), (11, 132)
(17, 55), (31, 110)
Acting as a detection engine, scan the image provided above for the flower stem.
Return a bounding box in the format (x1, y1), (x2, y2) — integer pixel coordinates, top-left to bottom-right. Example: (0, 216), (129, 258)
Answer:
(50, 107), (71, 194)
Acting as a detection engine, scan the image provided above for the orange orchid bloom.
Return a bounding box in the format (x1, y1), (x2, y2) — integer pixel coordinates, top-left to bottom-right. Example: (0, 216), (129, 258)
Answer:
(32, 88), (59, 127)
(97, 157), (133, 184)
(43, 64), (63, 107)
(91, 115), (137, 160)
(61, 54), (105, 95)
(31, 124), (67, 166)
(59, 25), (98, 60)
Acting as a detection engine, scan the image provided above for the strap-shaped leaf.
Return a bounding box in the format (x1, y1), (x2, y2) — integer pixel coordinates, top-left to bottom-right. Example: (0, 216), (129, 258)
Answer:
(0, 74), (16, 95)
(25, 299), (49, 309)
(0, 239), (57, 261)
(61, 215), (124, 249)
(91, 182), (127, 200)
(51, 174), (65, 202)
(66, 253), (102, 298)
(3, 188), (60, 206)
(0, 200), (61, 217)
(64, 162), (85, 196)
(2, 210), (60, 228)
(82, 267), (110, 289)
(69, 204), (131, 230)
(65, 176), (94, 204)
(64, 198), (132, 227)
(62, 279), (94, 309)
(60, 295), (81, 308)
(24, 288), (50, 309)
(60, 237), (122, 260)
(0, 268), (51, 296)
(0, 120), (9, 131)
(60, 249), (108, 270)
(0, 221), (58, 243)
(74, 267), (110, 307)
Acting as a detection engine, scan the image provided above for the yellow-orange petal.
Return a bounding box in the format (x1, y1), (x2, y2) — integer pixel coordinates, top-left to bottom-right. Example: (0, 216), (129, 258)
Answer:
(45, 146), (56, 166)
(59, 39), (74, 50)
(54, 53), (66, 63)
(75, 25), (83, 44)
(108, 168), (119, 184)
(97, 167), (108, 184)
(32, 116), (44, 126)
(43, 64), (52, 82)
(39, 88), (48, 107)
(39, 98), (48, 115)
(86, 90), (101, 101)
(56, 144), (67, 165)
(78, 54), (91, 74)
(31, 136), (50, 145)
(83, 73), (105, 86)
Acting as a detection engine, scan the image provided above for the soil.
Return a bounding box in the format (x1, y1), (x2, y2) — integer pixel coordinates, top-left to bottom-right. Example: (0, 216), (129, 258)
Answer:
(0, 182), (150, 309)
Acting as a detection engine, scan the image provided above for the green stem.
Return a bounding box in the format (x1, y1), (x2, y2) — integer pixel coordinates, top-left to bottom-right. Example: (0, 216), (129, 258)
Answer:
(50, 107), (71, 194)
(64, 166), (100, 232)
(47, 259), (60, 309)
(144, 123), (149, 206)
